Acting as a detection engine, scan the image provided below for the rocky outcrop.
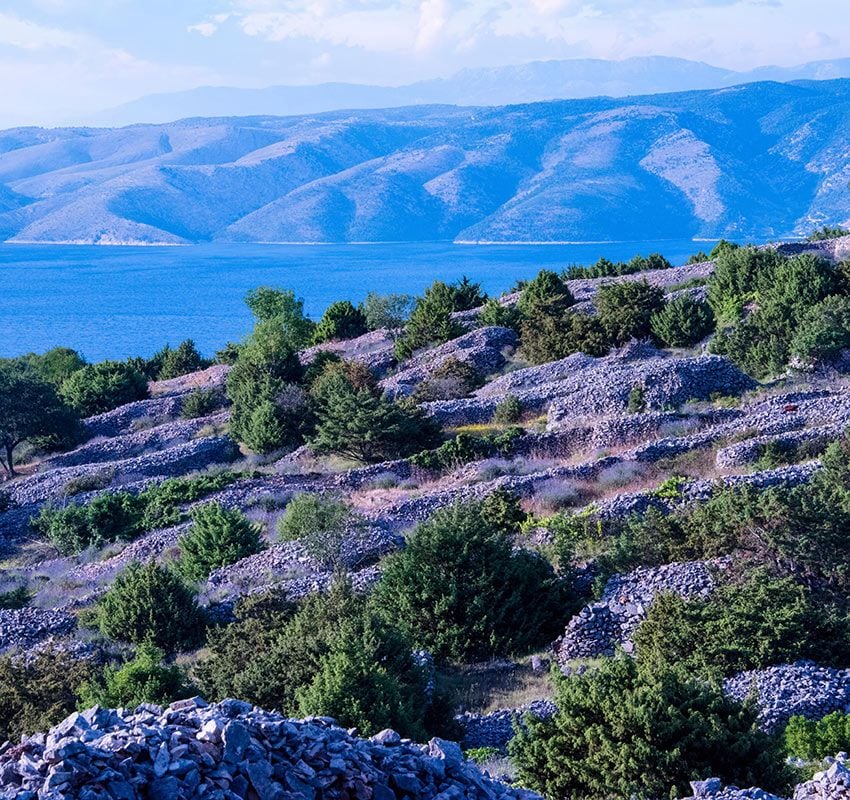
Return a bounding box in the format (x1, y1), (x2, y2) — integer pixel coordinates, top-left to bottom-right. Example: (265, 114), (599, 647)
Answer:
(0, 698), (540, 800)
(6, 437), (239, 508)
(82, 396), (187, 440)
(555, 560), (725, 664)
(457, 700), (556, 750)
(301, 329), (398, 376)
(381, 327), (517, 400)
(0, 607), (76, 653)
(149, 364), (231, 397)
(723, 662), (850, 733)
(43, 413), (229, 470)
(424, 346), (754, 427)
(794, 754), (850, 800)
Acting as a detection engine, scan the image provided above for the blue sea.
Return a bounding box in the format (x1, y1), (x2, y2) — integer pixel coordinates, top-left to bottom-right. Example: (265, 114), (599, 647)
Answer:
(1, 240), (718, 362)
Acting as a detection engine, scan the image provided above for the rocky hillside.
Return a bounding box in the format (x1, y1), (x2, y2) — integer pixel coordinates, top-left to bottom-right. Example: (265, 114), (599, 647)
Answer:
(3, 235), (850, 799)
(2, 80), (850, 244)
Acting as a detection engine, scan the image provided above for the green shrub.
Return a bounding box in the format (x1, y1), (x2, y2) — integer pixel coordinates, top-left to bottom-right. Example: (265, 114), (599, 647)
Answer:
(155, 339), (206, 381)
(94, 561), (203, 653)
(634, 570), (847, 678)
(627, 385), (646, 413)
(509, 657), (791, 800)
(451, 276), (488, 311)
(478, 299), (521, 330)
(784, 712), (850, 761)
(312, 301), (368, 344)
(808, 225), (849, 242)
(373, 501), (572, 662)
(181, 388), (222, 419)
(60, 361), (149, 417)
(410, 428), (523, 472)
(465, 747), (502, 764)
(196, 579), (436, 739)
(563, 252), (673, 279)
(277, 493), (352, 569)
(226, 339), (305, 453)
(309, 369), (439, 463)
(137, 471), (243, 530)
(244, 287), (314, 348)
(520, 311), (608, 365)
(596, 280), (666, 345)
(0, 586), (30, 610)
(517, 270), (575, 319)
(707, 246), (785, 323)
(19, 347), (87, 387)
(790, 295), (850, 364)
(492, 394), (523, 425)
(0, 648), (92, 742)
(412, 357), (484, 402)
(394, 281), (465, 361)
(361, 293), (415, 331)
(480, 487), (527, 535)
(78, 643), (192, 709)
(650, 295), (715, 347)
(177, 503), (264, 582)
(32, 492), (145, 555)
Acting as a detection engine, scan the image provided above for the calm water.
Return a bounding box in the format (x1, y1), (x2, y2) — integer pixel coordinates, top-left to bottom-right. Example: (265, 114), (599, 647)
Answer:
(1, 240), (716, 361)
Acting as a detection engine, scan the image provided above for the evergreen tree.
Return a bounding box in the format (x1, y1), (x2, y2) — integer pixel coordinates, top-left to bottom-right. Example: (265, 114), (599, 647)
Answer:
(312, 301), (369, 343)
(178, 503), (264, 582)
(94, 561), (203, 653)
(394, 281), (464, 360)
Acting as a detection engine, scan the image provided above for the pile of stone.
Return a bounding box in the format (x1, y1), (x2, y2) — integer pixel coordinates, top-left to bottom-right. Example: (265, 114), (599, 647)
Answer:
(44, 413), (229, 470)
(679, 752), (850, 800)
(555, 560), (724, 663)
(723, 662), (850, 733)
(0, 698), (541, 800)
(424, 347), (754, 427)
(457, 701), (556, 750)
(794, 754), (850, 800)
(5, 437), (239, 508)
(83, 396), (187, 440)
(0, 607), (76, 653)
(149, 364), (231, 397)
(380, 327), (517, 400)
(679, 779), (784, 800)
(301, 328), (398, 377)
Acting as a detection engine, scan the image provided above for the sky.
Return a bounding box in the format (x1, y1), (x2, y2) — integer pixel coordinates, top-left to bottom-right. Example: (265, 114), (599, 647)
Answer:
(1, 0), (848, 126)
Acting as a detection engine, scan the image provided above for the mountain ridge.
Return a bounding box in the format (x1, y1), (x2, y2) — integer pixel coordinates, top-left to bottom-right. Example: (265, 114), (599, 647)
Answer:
(87, 56), (850, 127)
(2, 79), (850, 245)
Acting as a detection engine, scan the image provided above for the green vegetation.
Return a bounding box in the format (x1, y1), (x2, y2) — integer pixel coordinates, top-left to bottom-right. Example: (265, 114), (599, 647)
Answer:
(180, 388), (222, 419)
(60, 360), (149, 416)
(19, 347), (87, 387)
(276, 493), (353, 568)
(410, 427), (523, 471)
(0, 359), (79, 477)
(312, 301), (368, 344)
(78, 643), (192, 709)
(31, 471), (243, 554)
(650, 294), (715, 348)
(177, 503), (264, 582)
(394, 281), (465, 360)
(510, 657), (790, 799)
(596, 280), (666, 345)
(563, 252), (673, 279)
(808, 225), (849, 241)
(309, 364), (439, 463)
(634, 570), (848, 678)
(374, 501), (572, 662)
(412, 357), (485, 401)
(361, 292), (414, 331)
(492, 394), (523, 424)
(94, 561), (203, 653)
(0, 586), (30, 610)
(150, 339), (207, 381)
(0, 648), (92, 742)
(785, 712), (850, 761)
(196, 579), (441, 739)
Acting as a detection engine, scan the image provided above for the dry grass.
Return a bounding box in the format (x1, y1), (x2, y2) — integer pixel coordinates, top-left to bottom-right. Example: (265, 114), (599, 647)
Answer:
(442, 657), (555, 715)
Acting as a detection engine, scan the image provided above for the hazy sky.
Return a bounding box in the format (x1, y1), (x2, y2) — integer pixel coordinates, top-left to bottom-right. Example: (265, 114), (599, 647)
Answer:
(1, 0), (848, 126)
